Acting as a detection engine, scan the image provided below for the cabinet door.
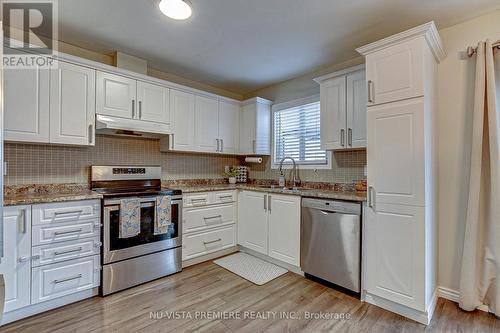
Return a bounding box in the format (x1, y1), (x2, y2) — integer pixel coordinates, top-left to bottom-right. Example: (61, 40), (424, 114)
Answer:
(239, 104), (257, 154)
(50, 61), (96, 146)
(346, 70), (367, 149)
(268, 194), (300, 266)
(254, 101), (271, 155)
(96, 71), (136, 119)
(137, 81), (170, 124)
(366, 38), (424, 105)
(367, 98), (425, 206)
(320, 76), (346, 150)
(0, 206), (31, 312)
(170, 89), (196, 151)
(237, 191), (268, 255)
(195, 95), (219, 152)
(4, 67), (50, 143)
(218, 101), (240, 154)
(364, 203), (425, 311)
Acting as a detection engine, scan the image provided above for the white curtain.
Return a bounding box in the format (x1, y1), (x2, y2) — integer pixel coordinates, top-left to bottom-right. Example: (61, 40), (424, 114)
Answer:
(459, 40), (500, 315)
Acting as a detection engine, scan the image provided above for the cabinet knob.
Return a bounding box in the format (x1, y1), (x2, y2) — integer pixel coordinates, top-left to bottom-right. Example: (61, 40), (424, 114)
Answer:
(18, 256), (30, 263)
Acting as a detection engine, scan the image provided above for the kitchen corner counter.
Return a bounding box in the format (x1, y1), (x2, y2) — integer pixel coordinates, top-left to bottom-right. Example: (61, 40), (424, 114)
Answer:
(166, 183), (367, 202)
(4, 184), (103, 206)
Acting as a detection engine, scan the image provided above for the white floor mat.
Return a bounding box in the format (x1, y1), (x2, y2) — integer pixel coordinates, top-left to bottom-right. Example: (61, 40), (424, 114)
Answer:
(214, 252), (288, 285)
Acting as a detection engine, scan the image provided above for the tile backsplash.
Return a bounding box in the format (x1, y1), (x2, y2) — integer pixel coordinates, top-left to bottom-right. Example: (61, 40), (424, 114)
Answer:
(4, 135), (240, 185)
(4, 135), (366, 186)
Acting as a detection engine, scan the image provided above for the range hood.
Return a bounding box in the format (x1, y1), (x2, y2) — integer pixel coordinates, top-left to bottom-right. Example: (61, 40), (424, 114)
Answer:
(95, 115), (171, 139)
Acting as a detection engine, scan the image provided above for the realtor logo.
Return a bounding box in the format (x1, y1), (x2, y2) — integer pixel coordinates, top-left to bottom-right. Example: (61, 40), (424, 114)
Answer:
(2, 0), (58, 68)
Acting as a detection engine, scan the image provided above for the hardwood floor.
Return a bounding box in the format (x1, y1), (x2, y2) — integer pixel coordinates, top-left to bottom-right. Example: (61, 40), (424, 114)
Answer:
(1, 261), (498, 333)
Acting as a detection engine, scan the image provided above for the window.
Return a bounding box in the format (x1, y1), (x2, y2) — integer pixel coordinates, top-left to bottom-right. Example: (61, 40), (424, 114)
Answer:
(273, 100), (329, 168)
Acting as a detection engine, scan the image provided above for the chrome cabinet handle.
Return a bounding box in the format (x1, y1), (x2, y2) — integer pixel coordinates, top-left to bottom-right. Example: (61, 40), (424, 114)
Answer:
(54, 247), (83, 256)
(18, 256), (30, 263)
(368, 80), (374, 103)
(268, 195), (271, 213)
(221, 139), (224, 152)
(19, 209), (27, 234)
(341, 129), (345, 147)
(252, 140), (256, 154)
(203, 215), (222, 221)
(94, 242), (102, 248)
(88, 124), (94, 145)
(216, 139), (220, 152)
(54, 274), (82, 284)
(348, 128), (352, 146)
(264, 194), (267, 211)
(171, 134), (175, 149)
(54, 209), (83, 216)
(368, 186), (375, 208)
(139, 101), (142, 119)
(54, 228), (83, 236)
(203, 238), (222, 245)
(219, 195), (233, 200)
(132, 99), (136, 118)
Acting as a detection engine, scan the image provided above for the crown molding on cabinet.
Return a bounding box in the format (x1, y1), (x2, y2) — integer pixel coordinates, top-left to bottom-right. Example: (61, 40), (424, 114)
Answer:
(241, 97), (273, 106)
(356, 21), (446, 63)
(313, 64), (366, 84)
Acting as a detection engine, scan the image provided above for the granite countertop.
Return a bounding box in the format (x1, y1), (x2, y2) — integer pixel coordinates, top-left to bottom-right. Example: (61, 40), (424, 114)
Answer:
(4, 184), (103, 206)
(166, 183), (367, 202)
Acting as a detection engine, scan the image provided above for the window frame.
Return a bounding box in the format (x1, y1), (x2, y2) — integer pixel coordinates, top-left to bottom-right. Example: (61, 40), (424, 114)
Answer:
(271, 95), (332, 170)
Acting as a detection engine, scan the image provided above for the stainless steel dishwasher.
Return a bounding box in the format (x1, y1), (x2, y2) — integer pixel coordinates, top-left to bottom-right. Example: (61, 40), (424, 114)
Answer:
(301, 198), (361, 294)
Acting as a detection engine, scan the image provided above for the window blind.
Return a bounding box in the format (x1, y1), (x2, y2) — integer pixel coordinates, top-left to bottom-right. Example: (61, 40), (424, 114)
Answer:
(273, 101), (327, 165)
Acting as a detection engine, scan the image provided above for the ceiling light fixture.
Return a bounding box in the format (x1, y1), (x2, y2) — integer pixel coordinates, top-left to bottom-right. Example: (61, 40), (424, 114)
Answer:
(159, 0), (192, 20)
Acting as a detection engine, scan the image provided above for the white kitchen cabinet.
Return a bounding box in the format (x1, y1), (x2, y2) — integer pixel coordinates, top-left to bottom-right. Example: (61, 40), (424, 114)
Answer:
(169, 89), (196, 151)
(96, 71), (137, 119)
(195, 95), (219, 152)
(314, 65), (366, 150)
(0, 206), (32, 313)
(218, 101), (240, 154)
(238, 191), (301, 266)
(4, 66), (50, 143)
(137, 81), (170, 124)
(364, 203), (425, 310)
(238, 191), (269, 255)
(50, 61), (96, 146)
(358, 22), (444, 325)
(239, 97), (272, 155)
(268, 194), (301, 266)
(367, 98), (425, 206)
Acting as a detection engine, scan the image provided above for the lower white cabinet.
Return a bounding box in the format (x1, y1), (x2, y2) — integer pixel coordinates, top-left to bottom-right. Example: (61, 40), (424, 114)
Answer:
(183, 225), (237, 261)
(31, 255), (100, 304)
(0, 206), (32, 313)
(238, 191), (301, 266)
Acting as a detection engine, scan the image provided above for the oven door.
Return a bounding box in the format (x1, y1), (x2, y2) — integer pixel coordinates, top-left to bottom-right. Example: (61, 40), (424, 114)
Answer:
(103, 196), (182, 264)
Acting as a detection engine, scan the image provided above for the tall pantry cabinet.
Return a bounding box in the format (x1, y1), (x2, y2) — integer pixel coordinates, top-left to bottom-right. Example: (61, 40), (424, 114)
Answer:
(356, 22), (446, 325)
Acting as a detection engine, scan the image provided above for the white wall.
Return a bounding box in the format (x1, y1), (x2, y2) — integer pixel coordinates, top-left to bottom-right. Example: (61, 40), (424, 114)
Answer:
(437, 10), (500, 292)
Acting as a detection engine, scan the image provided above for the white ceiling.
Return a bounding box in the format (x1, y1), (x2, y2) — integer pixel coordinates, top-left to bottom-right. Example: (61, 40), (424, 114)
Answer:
(58, 0), (500, 94)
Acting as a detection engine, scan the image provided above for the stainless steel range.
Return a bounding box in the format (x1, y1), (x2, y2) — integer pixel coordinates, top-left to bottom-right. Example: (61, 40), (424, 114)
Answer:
(91, 166), (182, 296)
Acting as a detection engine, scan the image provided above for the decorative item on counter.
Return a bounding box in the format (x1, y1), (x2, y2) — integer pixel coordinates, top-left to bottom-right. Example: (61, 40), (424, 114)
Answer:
(236, 166), (248, 183)
(224, 167), (239, 184)
(355, 179), (367, 192)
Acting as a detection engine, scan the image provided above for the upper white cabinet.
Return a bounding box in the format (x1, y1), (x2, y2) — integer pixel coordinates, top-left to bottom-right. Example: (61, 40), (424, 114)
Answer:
(137, 81), (170, 124)
(4, 66), (50, 143)
(357, 22), (445, 325)
(238, 191), (301, 266)
(0, 206), (32, 313)
(195, 95), (219, 152)
(314, 65), (366, 150)
(239, 97), (272, 155)
(169, 89), (196, 151)
(50, 61), (96, 146)
(96, 71), (136, 119)
(218, 101), (240, 154)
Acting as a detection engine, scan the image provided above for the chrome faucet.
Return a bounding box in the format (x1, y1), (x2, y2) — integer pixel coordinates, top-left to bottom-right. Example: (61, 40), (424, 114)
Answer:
(278, 157), (301, 187)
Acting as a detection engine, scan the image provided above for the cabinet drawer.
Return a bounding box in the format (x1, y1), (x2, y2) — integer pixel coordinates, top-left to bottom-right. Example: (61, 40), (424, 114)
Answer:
(32, 255), (100, 304)
(33, 200), (100, 225)
(184, 203), (236, 233)
(182, 224), (236, 260)
(214, 191), (237, 204)
(184, 193), (210, 207)
(32, 236), (101, 267)
(32, 220), (100, 246)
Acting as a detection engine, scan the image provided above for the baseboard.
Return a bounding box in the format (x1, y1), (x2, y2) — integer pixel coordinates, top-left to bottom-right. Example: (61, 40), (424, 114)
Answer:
(2, 288), (98, 325)
(364, 292), (435, 325)
(238, 246), (304, 276)
(182, 246), (240, 268)
(437, 286), (490, 313)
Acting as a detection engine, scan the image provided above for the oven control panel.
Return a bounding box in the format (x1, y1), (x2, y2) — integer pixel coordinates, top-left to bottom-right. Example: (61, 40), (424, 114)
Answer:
(112, 168), (146, 175)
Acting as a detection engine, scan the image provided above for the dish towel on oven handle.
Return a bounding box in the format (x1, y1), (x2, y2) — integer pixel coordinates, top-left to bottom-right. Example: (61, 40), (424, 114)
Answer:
(155, 195), (171, 235)
(119, 198), (141, 238)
